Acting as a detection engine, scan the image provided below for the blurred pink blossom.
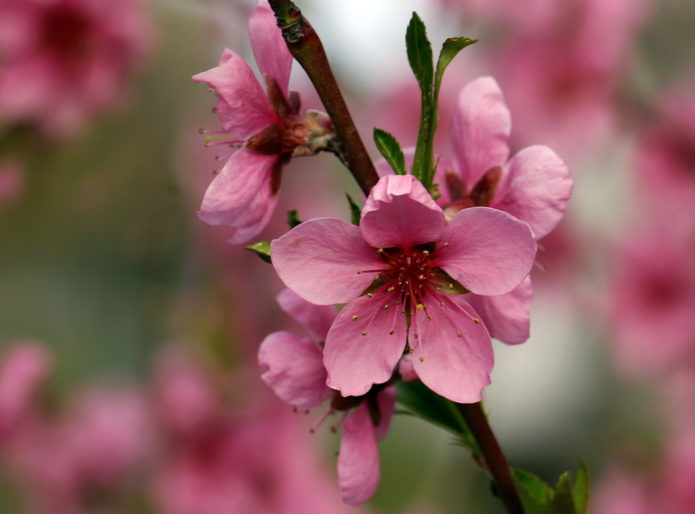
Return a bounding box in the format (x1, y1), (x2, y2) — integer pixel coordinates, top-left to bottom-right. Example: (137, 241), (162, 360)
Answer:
(0, 0), (153, 137)
(0, 160), (25, 207)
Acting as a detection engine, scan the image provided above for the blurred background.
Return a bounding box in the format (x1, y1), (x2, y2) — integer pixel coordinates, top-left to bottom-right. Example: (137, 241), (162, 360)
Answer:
(1, 0), (694, 512)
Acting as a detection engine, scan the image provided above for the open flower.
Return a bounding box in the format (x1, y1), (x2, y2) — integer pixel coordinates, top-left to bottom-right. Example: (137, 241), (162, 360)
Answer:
(271, 174), (536, 403)
(437, 76), (571, 344)
(259, 288), (396, 505)
(193, 2), (333, 244)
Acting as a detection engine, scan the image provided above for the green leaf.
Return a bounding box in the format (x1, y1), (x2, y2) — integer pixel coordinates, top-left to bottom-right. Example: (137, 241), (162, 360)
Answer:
(513, 468), (554, 514)
(434, 37), (477, 98)
(287, 210), (302, 228)
(405, 12), (434, 185)
(396, 380), (480, 459)
(551, 472), (576, 514)
(373, 128), (406, 175)
(572, 461), (590, 514)
(405, 12), (433, 96)
(345, 194), (361, 226)
(245, 241), (271, 263)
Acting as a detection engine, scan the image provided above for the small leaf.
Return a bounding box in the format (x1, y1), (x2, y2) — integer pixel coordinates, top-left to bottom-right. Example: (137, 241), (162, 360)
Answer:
(373, 128), (406, 175)
(287, 210), (302, 228)
(405, 12), (433, 96)
(551, 472), (576, 514)
(345, 194), (362, 226)
(397, 380), (480, 459)
(572, 461), (590, 514)
(246, 241), (271, 263)
(435, 37), (477, 96)
(513, 468), (554, 514)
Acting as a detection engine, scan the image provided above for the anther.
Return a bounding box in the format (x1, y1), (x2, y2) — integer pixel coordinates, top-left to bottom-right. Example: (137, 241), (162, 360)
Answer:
(416, 304), (425, 310)
(413, 334), (419, 339)
(427, 316), (432, 321)
(443, 242), (449, 247)
(367, 292), (374, 298)
(387, 286), (395, 292)
(439, 301), (445, 306)
(384, 304), (389, 309)
(388, 329), (395, 335)
(361, 331), (368, 336)
(422, 250), (430, 255)
(352, 315), (359, 321)
(419, 357), (424, 362)
(356, 270), (363, 274)
(418, 275), (425, 280)
(456, 331), (462, 337)
(473, 318), (481, 324)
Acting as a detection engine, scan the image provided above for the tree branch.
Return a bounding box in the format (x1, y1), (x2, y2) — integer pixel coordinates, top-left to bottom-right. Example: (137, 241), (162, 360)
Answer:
(267, 0), (379, 196)
(457, 402), (524, 514)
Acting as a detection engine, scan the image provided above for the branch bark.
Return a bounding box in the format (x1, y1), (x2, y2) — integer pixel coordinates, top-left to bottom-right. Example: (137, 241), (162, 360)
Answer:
(267, 0), (379, 195)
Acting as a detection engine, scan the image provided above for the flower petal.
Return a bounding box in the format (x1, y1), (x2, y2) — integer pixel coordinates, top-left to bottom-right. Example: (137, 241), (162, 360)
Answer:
(276, 289), (337, 342)
(374, 386), (396, 440)
(361, 175), (446, 249)
(226, 185), (279, 244)
(435, 207), (536, 296)
(493, 146), (572, 239)
(198, 149), (276, 228)
(324, 292), (407, 397)
(248, 3), (292, 96)
(411, 295), (493, 403)
(271, 218), (384, 305)
(467, 277), (533, 345)
(258, 331), (330, 409)
(193, 49), (277, 138)
(338, 402), (380, 505)
(451, 77), (511, 189)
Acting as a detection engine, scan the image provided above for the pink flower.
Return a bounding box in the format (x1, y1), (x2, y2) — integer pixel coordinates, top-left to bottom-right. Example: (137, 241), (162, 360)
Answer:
(193, 2), (332, 244)
(271, 174), (536, 403)
(438, 76), (571, 344)
(609, 231), (695, 377)
(0, 342), (50, 441)
(259, 288), (396, 505)
(0, 0), (152, 137)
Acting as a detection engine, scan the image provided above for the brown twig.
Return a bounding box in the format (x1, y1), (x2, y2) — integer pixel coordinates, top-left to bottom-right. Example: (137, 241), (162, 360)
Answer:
(267, 0), (379, 196)
(457, 402), (525, 514)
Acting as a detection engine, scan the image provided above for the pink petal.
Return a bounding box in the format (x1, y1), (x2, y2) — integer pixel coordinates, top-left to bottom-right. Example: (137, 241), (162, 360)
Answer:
(374, 386), (396, 440)
(258, 331), (330, 409)
(451, 77), (511, 189)
(411, 295), (493, 403)
(193, 49), (277, 138)
(276, 288), (336, 342)
(198, 149), (276, 228)
(361, 175), (446, 249)
(338, 403), (380, 505)
(271, 218), (384, 305)
(398, 355), (419, 382)
(324, 292), (408, 397)
(467, 277), (533, 345)
(493, 146), (572, 239)
(226, 187), (279, 244)
(434, 207), (536, 296)
(248, 3), (292, 96)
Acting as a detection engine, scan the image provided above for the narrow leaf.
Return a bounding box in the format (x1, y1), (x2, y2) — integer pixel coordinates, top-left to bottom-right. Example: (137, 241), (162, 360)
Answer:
(373, 128), (406, 175)
(246, 241), (271, 263)
(435, 37), (477, 96)
(405, 12), (433, 95)
(551, 472), (576, 514)
(396, 380), (480, 459)
(287, 209), (302, 228)
(512, 468), (554, 514)
(572, 461), (590, 514)
(345, 194), (362, 226)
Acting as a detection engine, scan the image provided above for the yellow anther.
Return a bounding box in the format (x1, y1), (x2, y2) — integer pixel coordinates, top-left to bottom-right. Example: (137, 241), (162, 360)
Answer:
(388, 329), (395, 335)
(416, 304), (425, 310)
(473, 318), (481, 324)
(361, 331), (368, 336)
(419, 356), (424, 362)
(352, 315), (359, 321)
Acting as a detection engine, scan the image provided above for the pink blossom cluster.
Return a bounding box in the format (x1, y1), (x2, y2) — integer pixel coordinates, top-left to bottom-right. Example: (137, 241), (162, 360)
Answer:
(0, 342), (364, 513)
(190, 2), (572, 504)
(0, 0), (153, 137)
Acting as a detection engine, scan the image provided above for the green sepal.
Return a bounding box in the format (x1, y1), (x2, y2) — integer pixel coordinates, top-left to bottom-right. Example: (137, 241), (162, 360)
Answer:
(245, 241), (271, 263)
(345, 194), (362, 226)
(396, 380), (481, 460)
(571, 460), (590, 514)
(513, 468), (554, 514)
(373, 128), (406, 175)
(287, 209), (303, 228)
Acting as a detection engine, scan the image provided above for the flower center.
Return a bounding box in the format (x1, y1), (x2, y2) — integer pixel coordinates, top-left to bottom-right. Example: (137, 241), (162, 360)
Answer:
(40, 3), (92, 62)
